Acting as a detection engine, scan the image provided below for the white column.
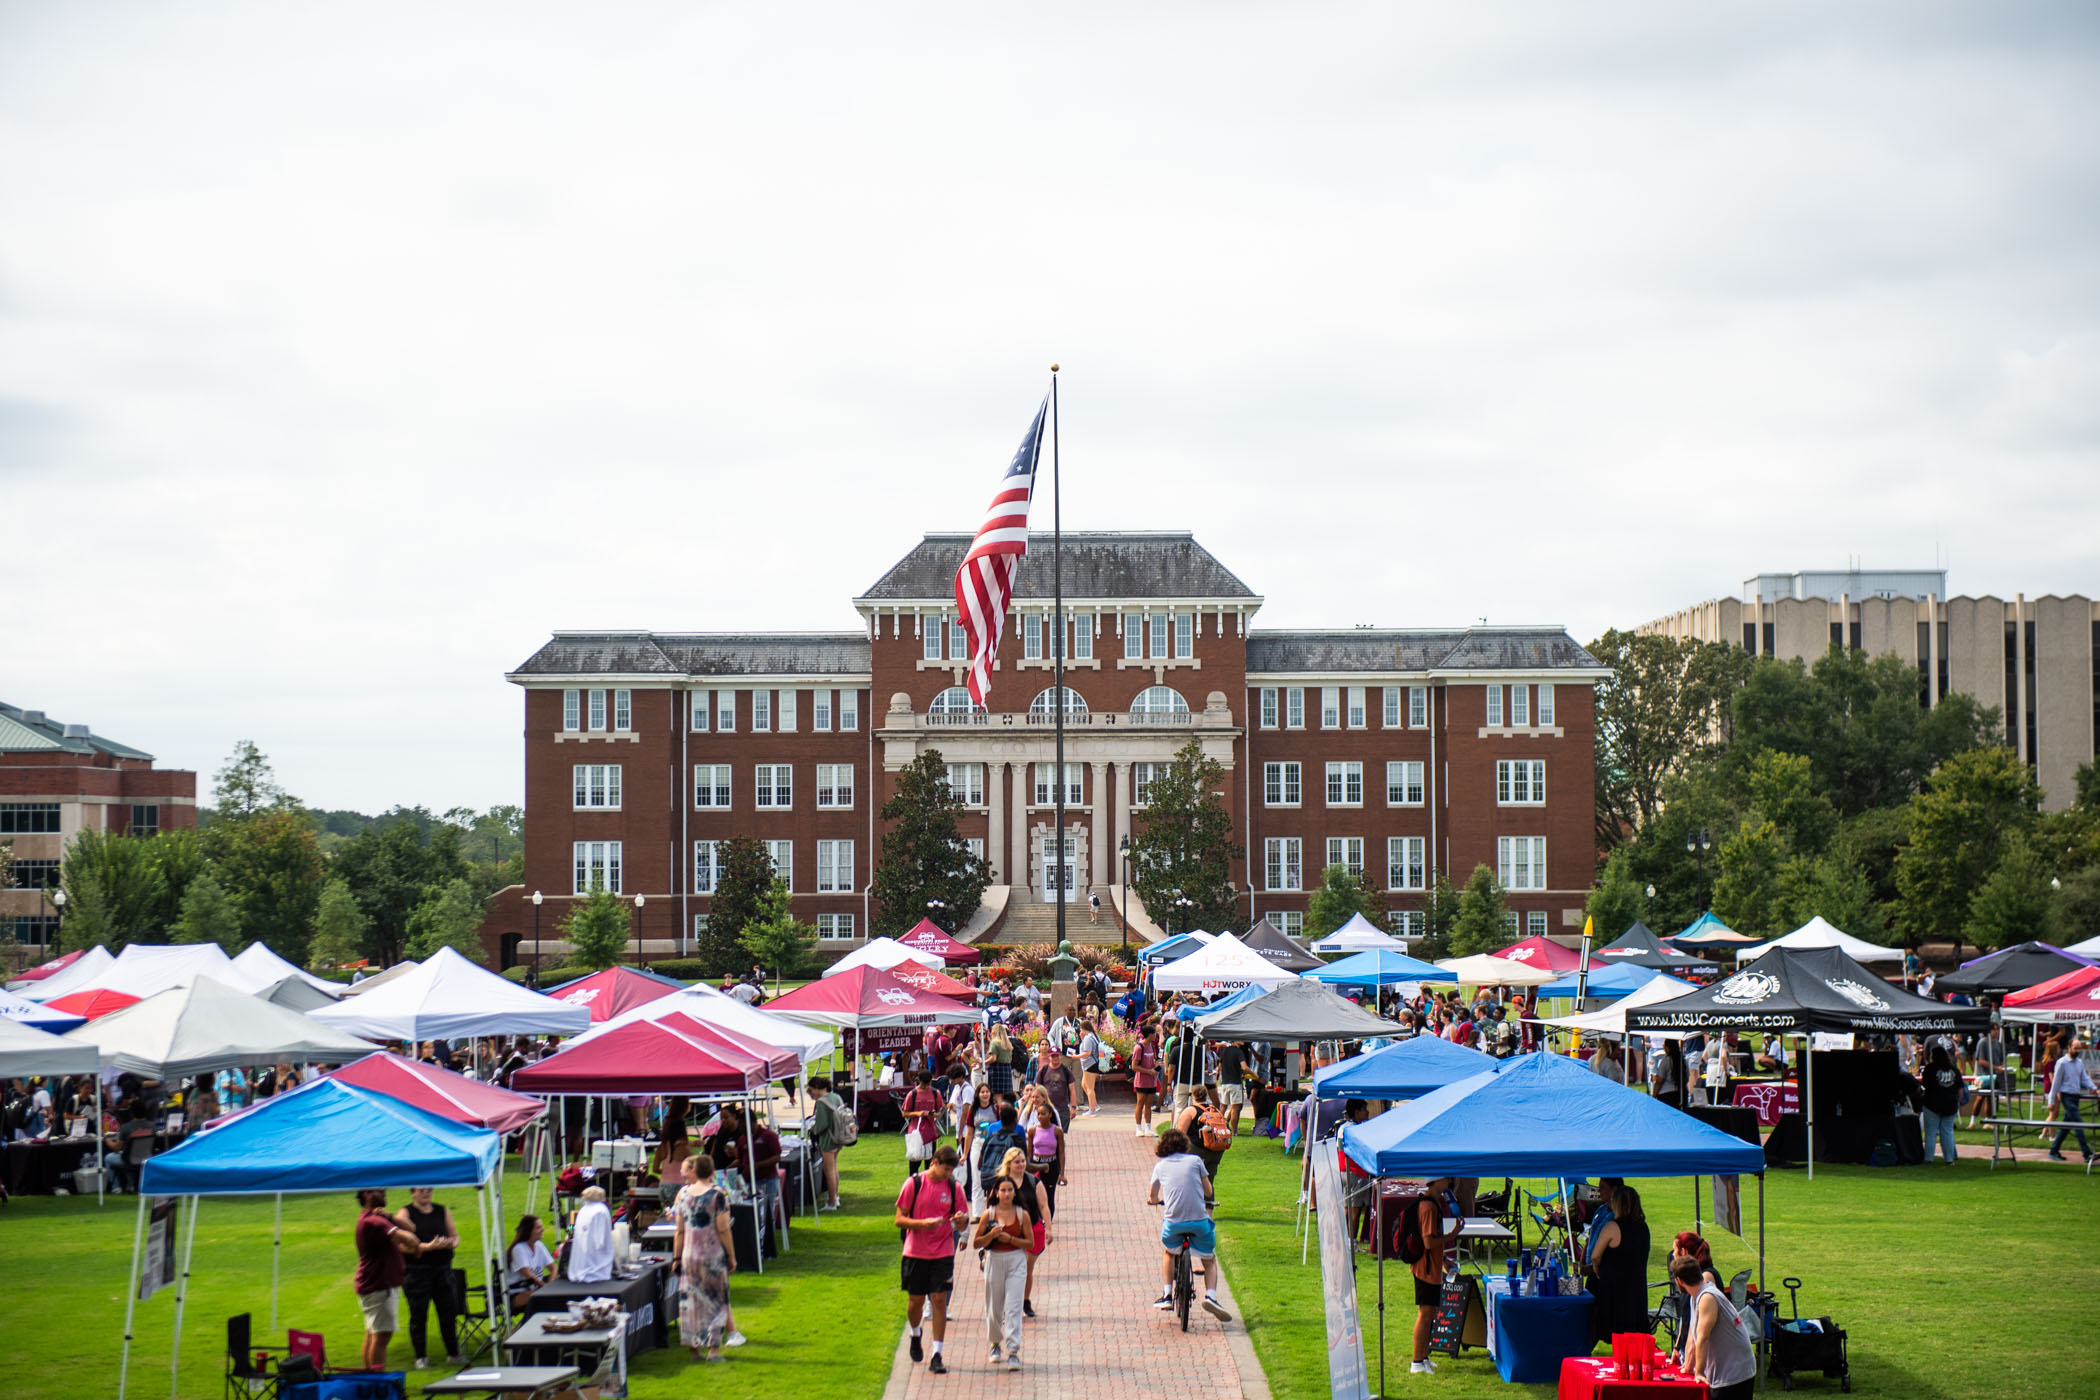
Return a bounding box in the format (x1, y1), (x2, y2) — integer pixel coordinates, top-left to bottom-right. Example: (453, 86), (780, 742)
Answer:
(987, 761), (1006, 884)
(1090, 761), (1110, 887)
(1012, 764), (1031, 897)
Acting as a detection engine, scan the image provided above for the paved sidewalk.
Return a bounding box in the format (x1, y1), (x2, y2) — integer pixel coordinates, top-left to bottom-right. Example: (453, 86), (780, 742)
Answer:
(881, 1110), (1270, 1400)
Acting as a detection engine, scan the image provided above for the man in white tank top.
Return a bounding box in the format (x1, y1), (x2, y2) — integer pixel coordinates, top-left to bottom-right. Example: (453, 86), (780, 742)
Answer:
(1671, 1256), (1758, 1400)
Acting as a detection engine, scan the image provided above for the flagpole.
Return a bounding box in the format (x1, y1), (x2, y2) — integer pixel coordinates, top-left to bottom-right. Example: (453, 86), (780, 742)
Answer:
(1050, 365), (1066, 951)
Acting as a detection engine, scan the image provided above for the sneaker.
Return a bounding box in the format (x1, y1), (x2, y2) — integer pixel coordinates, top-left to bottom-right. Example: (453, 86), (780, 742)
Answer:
(909, 1335), (924, 1363)
(928, 1354), (948, 1375)
(413, 1359), (428, 1371)
(989, 1347), (1002, 1364)
(725, 1330), (748, 1348)
(1154, 1293), (1175, 1310)
(1023, 1300), (1036, 1318)
(1202, 1294), (1232, 1321)
(1006, 1356), (1022, 1371)
(1409, 1361), (1433, 1375)
(2047, 1151), (2067, 1161)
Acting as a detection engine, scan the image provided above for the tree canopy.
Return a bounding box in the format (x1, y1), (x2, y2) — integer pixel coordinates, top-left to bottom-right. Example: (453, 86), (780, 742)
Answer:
(1127, 740), (1243, 935)
(871, 750), (992, 939)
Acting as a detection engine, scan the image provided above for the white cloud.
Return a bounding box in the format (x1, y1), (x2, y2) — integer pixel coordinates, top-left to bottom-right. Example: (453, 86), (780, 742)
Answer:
(4, 1), (2096, 809)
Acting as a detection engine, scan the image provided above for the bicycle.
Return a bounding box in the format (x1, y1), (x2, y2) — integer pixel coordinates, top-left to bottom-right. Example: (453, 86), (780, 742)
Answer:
(1169, 1237), (1195, 1332)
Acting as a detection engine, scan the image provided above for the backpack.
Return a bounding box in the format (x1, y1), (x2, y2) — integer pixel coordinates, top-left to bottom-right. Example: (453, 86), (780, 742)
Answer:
(977, 1126), (1019, 1176)
(1390, 1193), (1432, 1263)
(830, 1097), (859, 1148)
(897, 1170), (962, 1243)
(1197, 1107), (1234, 1153)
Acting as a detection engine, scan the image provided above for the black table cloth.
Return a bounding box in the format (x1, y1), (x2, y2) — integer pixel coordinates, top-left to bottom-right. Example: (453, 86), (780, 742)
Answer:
(524, 1261), (673, 1360)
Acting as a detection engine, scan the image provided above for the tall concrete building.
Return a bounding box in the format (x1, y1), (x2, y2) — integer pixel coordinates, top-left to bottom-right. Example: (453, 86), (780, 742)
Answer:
(1641, 571), (2099, 810)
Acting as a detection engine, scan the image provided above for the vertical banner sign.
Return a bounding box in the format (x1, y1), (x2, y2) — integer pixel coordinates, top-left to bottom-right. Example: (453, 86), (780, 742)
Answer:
(1709, 1174), (1742, 1237)
(1310, 1142), (1372, 1400)
(139, 1197), (178, 1301)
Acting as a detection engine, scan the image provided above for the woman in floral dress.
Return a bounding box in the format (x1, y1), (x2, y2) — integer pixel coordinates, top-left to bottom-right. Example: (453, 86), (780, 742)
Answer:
(671, 1155), (737, 1361)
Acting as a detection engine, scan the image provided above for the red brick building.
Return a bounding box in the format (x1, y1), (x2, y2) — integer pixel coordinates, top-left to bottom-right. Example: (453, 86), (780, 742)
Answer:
(482, 532), (1602, 964)
(1, 701), (197, 950)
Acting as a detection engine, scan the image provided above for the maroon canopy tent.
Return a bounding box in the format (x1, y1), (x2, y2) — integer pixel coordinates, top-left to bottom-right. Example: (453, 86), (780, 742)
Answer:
(546, 966), (683, 1023)
(896, 918), (982, 966)
(510, 1019), (763, 1095)
(326, 1050), (548, 1133)
(1490, 936), (1597, 974)
(661, 1012), (800, 1080)
(763, 964), (982, 1030)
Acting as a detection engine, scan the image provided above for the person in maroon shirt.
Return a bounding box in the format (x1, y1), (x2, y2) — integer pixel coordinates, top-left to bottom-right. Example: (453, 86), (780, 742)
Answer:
(354, 1189), (424, 1370)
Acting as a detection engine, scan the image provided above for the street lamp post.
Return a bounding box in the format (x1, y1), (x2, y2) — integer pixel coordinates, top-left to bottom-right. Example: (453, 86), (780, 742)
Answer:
(1117, 835), (1133, 962)
(632, 892), (647, 969)
(530, 890), (543, 986)
(1685, 830), (1713, 911)
(1170, 888), (1194, 936)
(48, 886), (67, 957)
(927, 897), (949, 930)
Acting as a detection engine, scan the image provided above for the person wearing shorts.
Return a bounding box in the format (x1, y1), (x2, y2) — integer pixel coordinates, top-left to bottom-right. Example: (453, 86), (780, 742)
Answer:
(353, 1189), (424, 1370)
(1215, 1041), (1249, 1135)
(1409, 1177), (1457, 1375)
(1147, 1129), (1230, 1320)
(895, 1146), (969, 1375)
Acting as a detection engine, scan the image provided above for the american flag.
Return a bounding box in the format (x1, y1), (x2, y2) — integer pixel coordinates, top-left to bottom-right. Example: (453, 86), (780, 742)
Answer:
(954, 398), (1048, 706)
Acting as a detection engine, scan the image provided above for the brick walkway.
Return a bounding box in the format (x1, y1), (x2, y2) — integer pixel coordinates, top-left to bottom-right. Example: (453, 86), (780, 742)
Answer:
(881, 1110), (1270, 1400)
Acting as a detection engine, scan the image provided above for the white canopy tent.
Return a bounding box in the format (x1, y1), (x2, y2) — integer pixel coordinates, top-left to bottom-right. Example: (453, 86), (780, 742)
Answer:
(0, 1014), (101, 1076)
(1737, 915), (1902, 963)
(1530, 973), (1701, 1037)
(567, 983), (834, 1064)
(337, 959), (419, 996)
(1310, 912), (1410, 954)
(2060, 933), (2100, 959)
(309, 946), (590, 1041)
(822, 937), (944, 977)
(8, 944), (114, 999)
(1434, 953), (1561, 988)
(254, 975), (340, 1014)
(64, 976), (378, 1080)
(29, 942), (269, 1001)
(1152, 932), (1300, 993)
(230, 942), (342, 999)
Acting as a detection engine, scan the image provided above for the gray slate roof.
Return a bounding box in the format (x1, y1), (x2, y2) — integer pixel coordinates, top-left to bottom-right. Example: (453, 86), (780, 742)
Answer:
(0, 701), (155, 759)
(1245, 628), (1601, 674)
(859, 532), (1258, 602)
(511, 632), (871, 679)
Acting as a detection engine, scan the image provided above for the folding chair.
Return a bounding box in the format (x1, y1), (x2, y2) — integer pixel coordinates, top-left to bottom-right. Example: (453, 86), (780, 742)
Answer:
(223, 1313), (285, 1399)
(453, 1267), (494, 1359)
(1648, 1282), (1687, 1350)
(1525, 1182), (1572, 1259)
(285, 1331), (328, 1372)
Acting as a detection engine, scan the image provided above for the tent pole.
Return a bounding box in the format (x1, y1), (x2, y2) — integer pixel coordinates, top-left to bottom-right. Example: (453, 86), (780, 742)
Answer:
(270, 1193), (283, 1331)
(748, 1105), (764, 1273)
(1692, 1175), (1701, 1239)
(1804, 1037), (1814, 1183)
(117, 1188), (148, 1400)
(1756, 1173), (1767, 1392)
(1377, 1246), (1386, 1400)
(168, 1193), (201, 1400)
(97, 1078), (106, 1206)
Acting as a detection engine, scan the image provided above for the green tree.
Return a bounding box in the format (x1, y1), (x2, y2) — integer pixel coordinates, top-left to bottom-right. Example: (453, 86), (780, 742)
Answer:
(561, 885), (632, 970)
(332, 817), (470, 963)
(1774, 850), (1888, 943)
(1305, 862), (1387, 939)
(169, 868), (244, 951)
(2076, 761), (2100, 812)
(1590, 630), (1750, 851)
(57, 828), (205, 949)
(405, 877), (487, 963)
(740, 878), (818, 986)
(1417, 868), (1462, 960)
(1584, 847), (1649, 946)
(1963, 837), (2055, 951)
(697, 837), (775, 974)
(1127, 739), (1244, 935)
(2053, 865), (2100, 944)
(307, 878), (370, 971)
(1446, 864), (1508, 956)
(1896, 747), (2043, 944)
(1711, 818), (1789, 937)
(207, 808), (325, 962)
(57, 874), (114, 951)
(212, 740), (296, 820)
(871, 751), (992, 939)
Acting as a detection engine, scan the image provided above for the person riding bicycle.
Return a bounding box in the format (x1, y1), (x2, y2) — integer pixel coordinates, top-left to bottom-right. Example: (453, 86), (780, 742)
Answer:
(1147, 1128), (1230, 1321)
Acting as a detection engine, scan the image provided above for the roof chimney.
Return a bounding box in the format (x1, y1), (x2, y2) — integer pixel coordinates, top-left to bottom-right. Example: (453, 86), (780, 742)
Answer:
(63, 723), (91, 740)
(21, 710), (47, 726)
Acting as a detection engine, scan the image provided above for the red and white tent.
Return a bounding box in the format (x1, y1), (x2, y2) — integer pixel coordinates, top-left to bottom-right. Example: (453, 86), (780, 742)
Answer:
(887, 962), (978, 999)
(1490, 936), (1595, 974)
(764, 965), (981, 1030)
(46, 988), (142, 1020)
(510, 1018), (764, 1096)
(823, 937), (944, 977)
(324, 1051), (548, 1134)
(658, 1011), (800, 1080)
(547, 966), (684, 1023)
(897, 918), (982, 966)
(2002, 965), (2100, 1024)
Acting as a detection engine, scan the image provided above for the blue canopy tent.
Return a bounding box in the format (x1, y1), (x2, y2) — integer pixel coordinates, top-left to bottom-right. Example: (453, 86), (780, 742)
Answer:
(1300, 949), (1455, 987)
(1536, 961), (1661, 1000)
(0, 985), (87, 1032)
(1141, 931), (1211, 966)
(1310, 1034), (1493, 1099)
(1339, 1052), (1769, 1393)
(1175, 981), (1268, 1021)
(1668, 911), (1761, 949)
(122, 1080), (506, 1399)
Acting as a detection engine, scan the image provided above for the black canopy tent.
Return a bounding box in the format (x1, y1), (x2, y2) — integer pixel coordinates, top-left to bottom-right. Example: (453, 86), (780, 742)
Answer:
(1933, 941), (2093, 998)
(1592, 920), (1710, 973)
(1627, 945), (1989, 1178)
(1239, 916), (1327, 973)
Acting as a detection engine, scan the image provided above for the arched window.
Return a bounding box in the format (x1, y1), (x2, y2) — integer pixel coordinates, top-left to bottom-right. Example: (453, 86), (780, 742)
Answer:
(930, 687), (982, 716)
(1028, 687), (1089, 719)
(1130, 686), (1190, 718)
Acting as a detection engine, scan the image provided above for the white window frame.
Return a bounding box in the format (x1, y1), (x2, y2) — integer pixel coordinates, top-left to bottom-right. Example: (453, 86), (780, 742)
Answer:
(943, 762), (984, 807)
(1272, 910), (1304, 938)
(690, 691), (710, 732)
(1073, 612), (1093, 660)
(1321, 686), (1341, 729)
(1497, 835), (1547, 891)
(1034, 763), (1082, 806)
(1485, 685), (1503, 728)
(1391, 910), (1423, 939)
(613, 690), (631, 730)
(563, 689), (580, 732)
(1325, 760), (1363, 807)
(588, 689), (607, 732)
(840, 689), (859, 731)
(816, 912), (856, 941)
(1387, 836), (1425, 891)
(1347, 686), (1366, 729)
(766, 839), (793, 890)
(817, 839), (854, 893)
(1263, 761), (1301, 807)
(573, 764), (622, 810)
(1131, 761), (1161, 807)
(1286, 687), (1304, 729)
(948, 619), (968, 661)
(1174, 613), (1193, 659)
(1024, 613), (1043, 660)
(755, 763), (793, 809)
(778, 689), (797, 732)
(1123, 611), (1141, 660)
(1527, 909), (1548, 939)
(1497, 759), (1546, 806)
(573, 840), (622, 895)
(1511, 685), (1529, 727)
(1409, 685), (1428, 728)
(813, 690), (832, 732)
(1143, 612), (1165, 660)
(1265, 837), (1303, 892)
(694, 764), (731, 810)
(1385, 760), (1424, 806)
(924, 622), (944, 661)
(817, 763), (855, 809)
(1326, 836), (1364, 880)
(1260, 687), (1279, 729)
(752, 690), (772, 732)
(694, 840), (721, 894)
(1538, 683), (1555, 726)
(717, 689), (735, 732)
(1383, 687), (1400, 728)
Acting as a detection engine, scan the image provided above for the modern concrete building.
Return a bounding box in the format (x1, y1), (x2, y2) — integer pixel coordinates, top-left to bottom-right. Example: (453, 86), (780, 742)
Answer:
(1641, 572), (2099, 810)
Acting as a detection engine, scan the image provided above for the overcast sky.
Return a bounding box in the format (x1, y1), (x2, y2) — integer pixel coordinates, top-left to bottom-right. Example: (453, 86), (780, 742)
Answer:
(5, 2), (2096, 814)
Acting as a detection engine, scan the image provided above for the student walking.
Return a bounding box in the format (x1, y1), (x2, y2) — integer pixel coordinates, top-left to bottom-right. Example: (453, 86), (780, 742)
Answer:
(895, 1146), (969, 1375)
(973, 1175), (1031, 1370)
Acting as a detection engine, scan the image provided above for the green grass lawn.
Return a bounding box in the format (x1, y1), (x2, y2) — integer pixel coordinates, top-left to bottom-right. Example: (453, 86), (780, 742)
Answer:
(0, 1142), (906, 1400)
(1212, 1125), (2100, 1400)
